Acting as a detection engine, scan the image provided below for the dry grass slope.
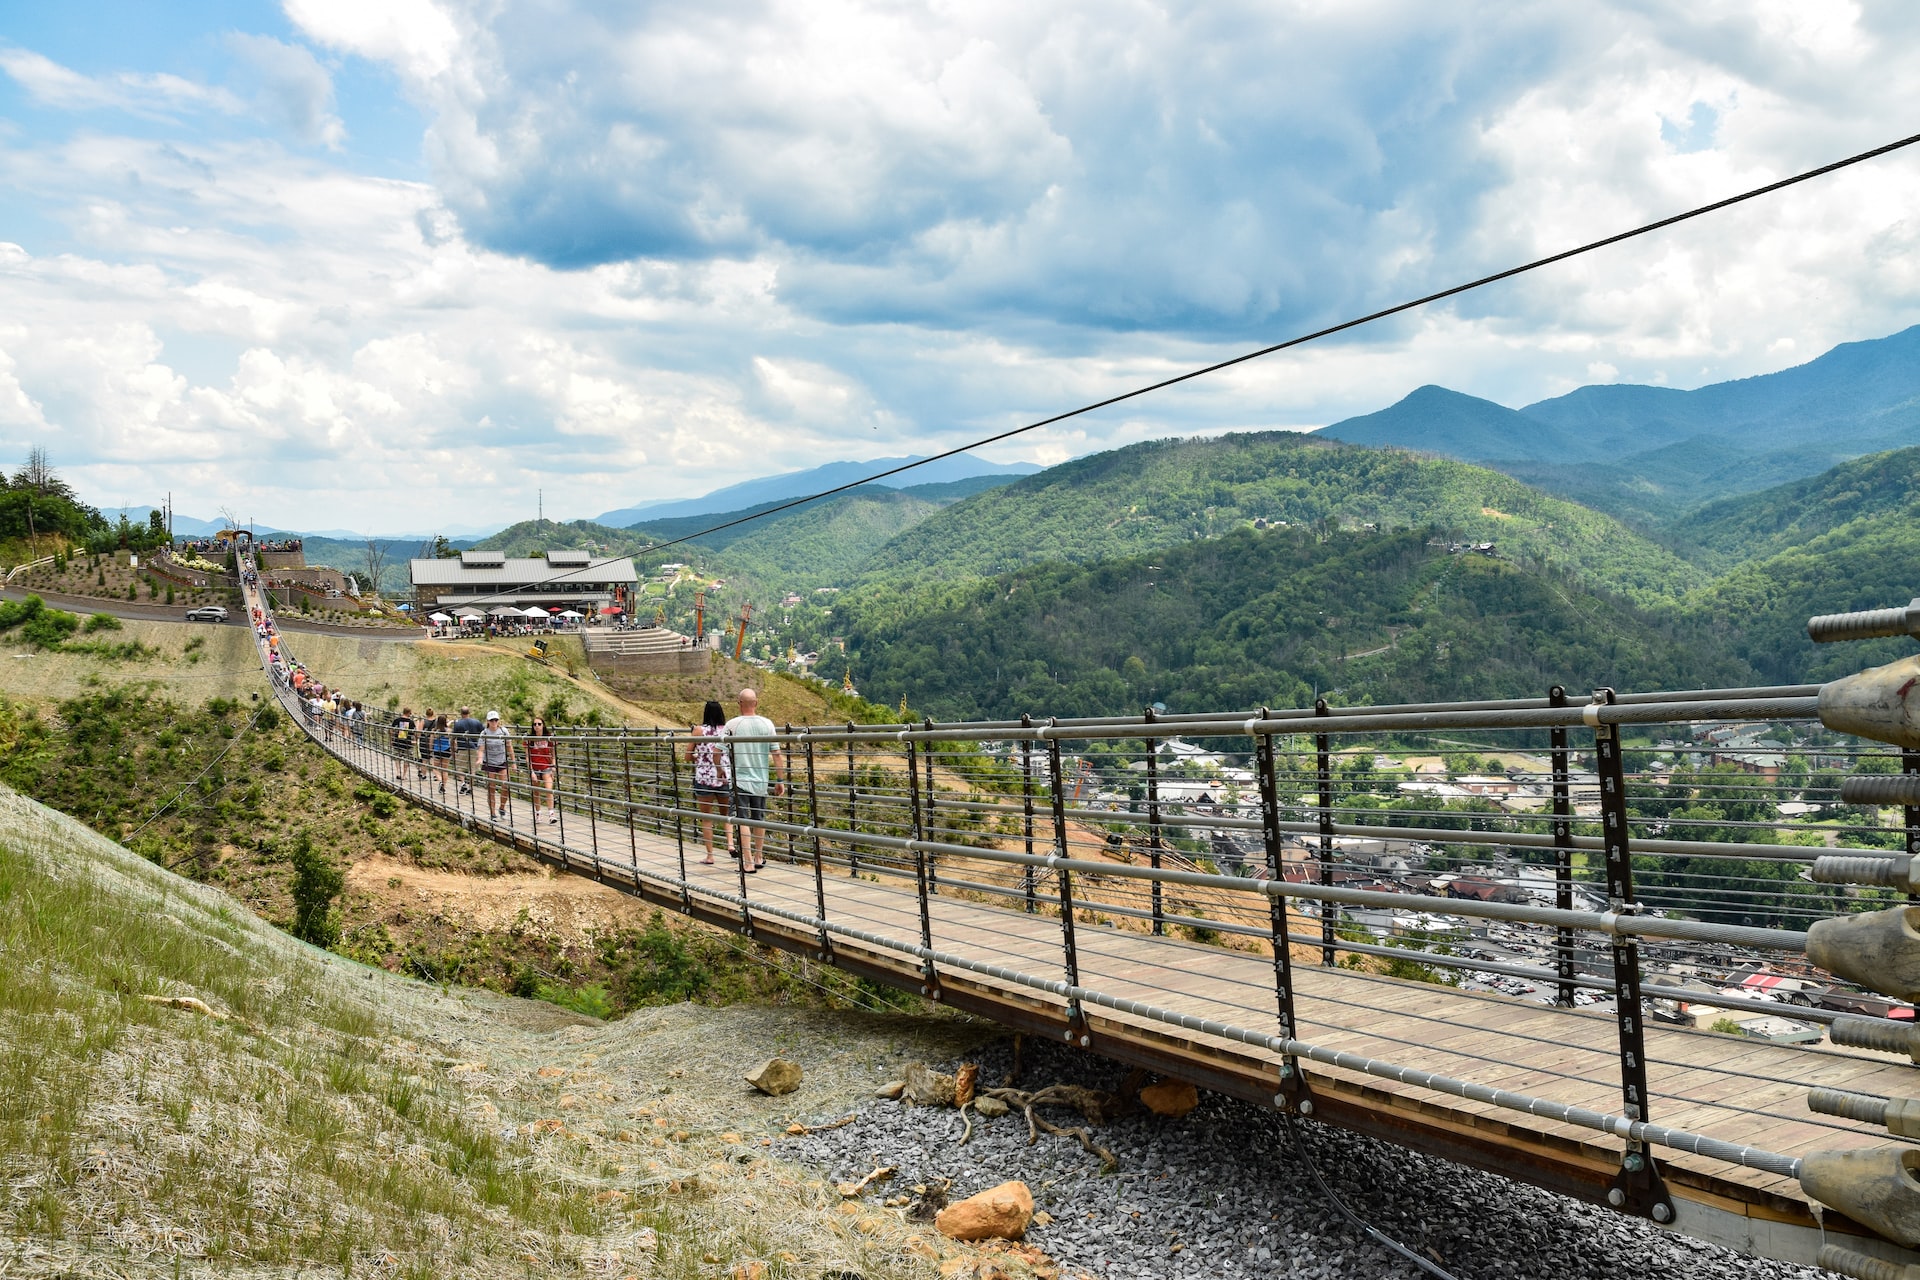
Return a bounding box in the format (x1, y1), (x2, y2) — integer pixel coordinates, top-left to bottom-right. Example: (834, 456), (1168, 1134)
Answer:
(0, 785), (1027, 1280)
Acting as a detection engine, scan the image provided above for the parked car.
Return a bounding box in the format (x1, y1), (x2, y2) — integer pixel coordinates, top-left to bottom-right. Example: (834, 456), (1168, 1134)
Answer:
(184, 606), (229, 623)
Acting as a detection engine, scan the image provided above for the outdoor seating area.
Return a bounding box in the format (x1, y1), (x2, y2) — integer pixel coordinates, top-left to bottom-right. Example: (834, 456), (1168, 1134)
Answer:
(421, 604), (593, 638)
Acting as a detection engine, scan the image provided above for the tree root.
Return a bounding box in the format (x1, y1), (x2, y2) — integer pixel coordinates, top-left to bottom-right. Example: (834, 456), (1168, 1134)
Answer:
(978, 1083), (1122, 1171)
(956, 1100), (975, 1146)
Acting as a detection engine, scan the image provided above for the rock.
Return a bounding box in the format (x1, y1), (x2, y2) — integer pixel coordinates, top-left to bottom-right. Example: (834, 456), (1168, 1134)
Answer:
(876, 1080), (906, 1099)
(902, 1061), (956, 1107)
(954, 1062), (980, 1107)
(935, 1181), (1034, 1241)
(1139, 1079), (1200, 1118)
(744, 1057), (803, 1096)
(973, 1095), (1010, 1118)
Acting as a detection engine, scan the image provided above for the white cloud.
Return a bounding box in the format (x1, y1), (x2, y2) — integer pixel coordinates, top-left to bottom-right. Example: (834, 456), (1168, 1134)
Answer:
(0, 3), (1918, 531)
(227, 34), (347, 149)
(0, 46), (244, 117)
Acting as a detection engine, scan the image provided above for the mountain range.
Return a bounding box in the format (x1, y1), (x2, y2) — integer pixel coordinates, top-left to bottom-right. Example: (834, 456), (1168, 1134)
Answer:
(1319, 325), (1920, 525)
(593, 450), (1040, 526)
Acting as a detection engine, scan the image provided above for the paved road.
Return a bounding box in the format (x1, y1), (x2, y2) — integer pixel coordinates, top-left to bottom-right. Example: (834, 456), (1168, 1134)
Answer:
(1, 585), (423, 643)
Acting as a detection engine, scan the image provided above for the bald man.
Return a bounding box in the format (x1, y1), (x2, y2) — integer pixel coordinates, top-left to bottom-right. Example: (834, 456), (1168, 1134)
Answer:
(724, 688), (783, 871)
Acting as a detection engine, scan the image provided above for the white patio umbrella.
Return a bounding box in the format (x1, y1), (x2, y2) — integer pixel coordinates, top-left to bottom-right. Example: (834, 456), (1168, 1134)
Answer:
(428, 611), (452, 624)
(557, 609), (584, 619)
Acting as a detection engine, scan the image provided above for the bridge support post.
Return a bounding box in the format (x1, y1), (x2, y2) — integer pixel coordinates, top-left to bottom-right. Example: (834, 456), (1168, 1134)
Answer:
(1047, 728), (1083, 1040)
(1594, 688), (1672, 1223)
(1550, 686), (1576, 1007)
(1145, 708), (1163, 936)
(622, 728), (637, 869)
(803, 731), (830, 960)
(923, 717), (939, 895)
(1255, 712), (1305, 1110)
(728, 738), (753, 937)
(584, 733), (602, 874)
(1314, 703), (1335, 967)
(1021, 716), (1038, 915)
(783, 723), (798, 865)
(1905, 747), (1920, 905)
(845, 726), (860, 878)
(907, 736), (937, 993)
(667, 725), (690, 911)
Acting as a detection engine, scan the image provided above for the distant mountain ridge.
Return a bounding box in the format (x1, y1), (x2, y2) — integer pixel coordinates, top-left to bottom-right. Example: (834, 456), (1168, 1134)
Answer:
(1318, 324), (1920, 524)
(595, 451), (1040, 526)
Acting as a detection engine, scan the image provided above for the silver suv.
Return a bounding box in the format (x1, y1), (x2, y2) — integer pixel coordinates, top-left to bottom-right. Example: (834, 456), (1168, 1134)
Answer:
(184, 606), (229, 623)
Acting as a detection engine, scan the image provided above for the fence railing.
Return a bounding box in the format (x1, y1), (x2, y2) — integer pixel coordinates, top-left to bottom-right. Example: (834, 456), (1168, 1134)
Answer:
(239, 561), (1920, 1261)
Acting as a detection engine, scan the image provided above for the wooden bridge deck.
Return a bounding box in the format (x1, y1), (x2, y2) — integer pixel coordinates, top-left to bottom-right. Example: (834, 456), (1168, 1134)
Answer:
(340, 738), (1920, 1228)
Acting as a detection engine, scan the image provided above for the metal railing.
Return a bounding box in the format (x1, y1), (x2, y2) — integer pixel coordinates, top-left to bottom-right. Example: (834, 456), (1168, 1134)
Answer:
(237, 562), (1920, 1257)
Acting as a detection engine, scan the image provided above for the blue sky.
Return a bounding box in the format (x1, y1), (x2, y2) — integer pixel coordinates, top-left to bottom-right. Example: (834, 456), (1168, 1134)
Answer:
(2, 1), (1918, 531)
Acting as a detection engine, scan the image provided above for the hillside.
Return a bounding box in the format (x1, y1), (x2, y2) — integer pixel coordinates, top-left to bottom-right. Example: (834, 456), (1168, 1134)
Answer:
(1678, 506), (1920, 686)
(477, 479), (1012, 599)
(1666, 445), (1920, 570)
(853, 432), (1707, 607)
(0, 784), (987, 1278)
(843, 525), (1749, 721)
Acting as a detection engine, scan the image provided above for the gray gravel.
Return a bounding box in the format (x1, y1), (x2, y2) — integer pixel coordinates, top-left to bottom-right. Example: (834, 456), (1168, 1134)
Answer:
(787, 1036), (1820, 1280)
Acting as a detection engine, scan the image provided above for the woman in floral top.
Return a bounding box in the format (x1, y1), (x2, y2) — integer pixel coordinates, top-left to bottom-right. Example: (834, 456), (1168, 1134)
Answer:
(687, 700), (732, 864)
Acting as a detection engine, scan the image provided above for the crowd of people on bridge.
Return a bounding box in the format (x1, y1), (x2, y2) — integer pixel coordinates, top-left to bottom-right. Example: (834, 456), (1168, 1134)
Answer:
(248, 554), (783, 861)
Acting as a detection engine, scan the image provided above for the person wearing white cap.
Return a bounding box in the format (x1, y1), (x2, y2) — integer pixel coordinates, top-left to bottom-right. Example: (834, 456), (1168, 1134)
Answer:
(480, 711), (515, 820)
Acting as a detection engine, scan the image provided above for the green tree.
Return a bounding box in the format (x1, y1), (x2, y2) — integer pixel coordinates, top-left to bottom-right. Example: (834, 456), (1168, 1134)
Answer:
(288, 828), (344, 948)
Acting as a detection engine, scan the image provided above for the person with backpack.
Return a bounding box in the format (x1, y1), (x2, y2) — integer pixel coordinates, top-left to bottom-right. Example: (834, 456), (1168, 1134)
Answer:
(687, 700), (731, 864)
(417, 707), (436, 782)
(391, 708), (416, 781)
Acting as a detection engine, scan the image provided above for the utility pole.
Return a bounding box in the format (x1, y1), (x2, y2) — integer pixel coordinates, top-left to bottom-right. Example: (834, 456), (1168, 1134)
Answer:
(734, 602), (754, 661)
(538, 488), (542, 523)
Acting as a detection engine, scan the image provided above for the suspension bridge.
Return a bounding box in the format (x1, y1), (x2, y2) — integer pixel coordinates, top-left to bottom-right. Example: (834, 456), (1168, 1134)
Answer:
(237, 561), (1920, 1278)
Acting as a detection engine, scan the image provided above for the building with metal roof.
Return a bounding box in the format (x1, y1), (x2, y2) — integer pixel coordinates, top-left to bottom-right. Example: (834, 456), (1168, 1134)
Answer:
(409, 549), (638, 614)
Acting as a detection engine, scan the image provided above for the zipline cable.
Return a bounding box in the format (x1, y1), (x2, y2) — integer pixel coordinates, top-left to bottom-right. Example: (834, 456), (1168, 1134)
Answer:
(441, 128), (1920, 609)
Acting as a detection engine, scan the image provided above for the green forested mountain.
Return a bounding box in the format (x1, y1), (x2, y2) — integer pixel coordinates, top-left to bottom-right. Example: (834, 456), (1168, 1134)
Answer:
(842, 526), (1751, 721)
(1677, 506), (1920, 685)
(649, 487), (948, 590)
(853, 432), (1706, 607)
(1665, 445), (1920, 571)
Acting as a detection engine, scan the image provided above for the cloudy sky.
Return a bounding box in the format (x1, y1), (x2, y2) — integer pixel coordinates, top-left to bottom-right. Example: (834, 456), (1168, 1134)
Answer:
(2, 1), (1917, 532)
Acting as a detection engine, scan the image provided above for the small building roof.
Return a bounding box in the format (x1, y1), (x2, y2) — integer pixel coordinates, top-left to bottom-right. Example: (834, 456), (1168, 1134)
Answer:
(410, 554), (638, 588)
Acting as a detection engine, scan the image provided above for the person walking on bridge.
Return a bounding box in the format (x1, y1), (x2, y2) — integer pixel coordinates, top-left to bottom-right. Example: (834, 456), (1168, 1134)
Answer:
(452, 706), (484, 799)
(391, 707), (416, 782)
(688, 700), (732, 864)
(525, 716), (558, 824)
(480, 711), (514, 820)
(725, 689), (782, 873)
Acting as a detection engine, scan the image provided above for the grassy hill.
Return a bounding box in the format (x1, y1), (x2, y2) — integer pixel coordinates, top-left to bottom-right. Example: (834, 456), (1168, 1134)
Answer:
(854, 432), (1707, 608)
(0, 784), (979, 1277)
(843, 525), (1749, 721)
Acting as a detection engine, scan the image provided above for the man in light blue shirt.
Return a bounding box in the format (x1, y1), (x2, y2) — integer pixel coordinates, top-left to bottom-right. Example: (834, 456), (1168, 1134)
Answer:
(725, 688), (783, 872)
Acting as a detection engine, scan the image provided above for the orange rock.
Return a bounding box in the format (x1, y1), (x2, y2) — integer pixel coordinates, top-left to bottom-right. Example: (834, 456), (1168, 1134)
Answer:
(1138, 1080), (1199, 1118)
(537, 1065), (566, 1078)
(935, 1181), (1034, 1241)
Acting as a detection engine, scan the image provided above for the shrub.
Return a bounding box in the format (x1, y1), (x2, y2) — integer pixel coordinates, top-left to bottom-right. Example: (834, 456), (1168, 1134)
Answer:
(21, 607), (80, 649)
(82, 612), (120, 633)
(288, 828), (344, 948)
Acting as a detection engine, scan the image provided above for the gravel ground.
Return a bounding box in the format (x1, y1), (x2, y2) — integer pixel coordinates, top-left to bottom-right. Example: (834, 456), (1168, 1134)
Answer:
(787, 1035), (1822, 1280)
